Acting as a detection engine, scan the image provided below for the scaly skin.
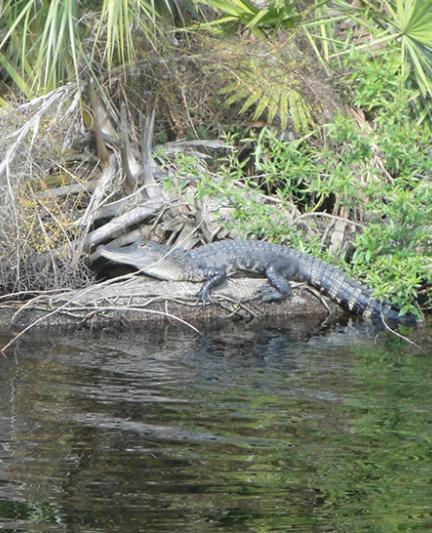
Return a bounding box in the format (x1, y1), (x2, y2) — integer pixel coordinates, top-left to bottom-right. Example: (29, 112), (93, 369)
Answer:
(98, 239), (419, 323)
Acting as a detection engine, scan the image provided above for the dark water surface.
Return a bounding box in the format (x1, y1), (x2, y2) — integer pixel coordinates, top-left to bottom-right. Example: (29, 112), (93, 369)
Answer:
(0, 320), (431, 532)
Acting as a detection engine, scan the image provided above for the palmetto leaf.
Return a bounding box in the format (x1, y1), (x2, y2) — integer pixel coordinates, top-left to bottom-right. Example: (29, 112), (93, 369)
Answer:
(279, 91), (289, 130)
(253, 93), (271, 120)
(225, 84), (250, 107)
(196, 0), (298, 34)
(239, 91), (262, 114)
(219, 59), (315, 133)
(310, 0), (432, 106)
(209, 35), (318, 133)
(266, 94), (280, 124)
(0, 0), (174, 96)
(386, 0), (432, 96)
(0, 54), (34, 99)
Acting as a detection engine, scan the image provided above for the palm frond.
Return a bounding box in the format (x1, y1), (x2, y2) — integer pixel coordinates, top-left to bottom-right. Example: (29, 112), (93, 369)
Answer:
(0, 0), (180, 96)
(386, 0), (432, 97)
(207, 38), (319, 134)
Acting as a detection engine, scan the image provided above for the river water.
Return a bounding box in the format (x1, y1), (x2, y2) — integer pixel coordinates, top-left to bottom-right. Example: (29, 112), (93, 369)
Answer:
(0, 320), (431, 532)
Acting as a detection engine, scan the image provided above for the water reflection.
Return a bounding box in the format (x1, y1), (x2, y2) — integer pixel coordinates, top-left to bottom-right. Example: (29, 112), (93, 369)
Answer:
(0, 321), (431, 531)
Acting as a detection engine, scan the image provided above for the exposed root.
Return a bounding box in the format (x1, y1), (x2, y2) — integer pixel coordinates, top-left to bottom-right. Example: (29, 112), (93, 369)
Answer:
(379, 311), (422, 349)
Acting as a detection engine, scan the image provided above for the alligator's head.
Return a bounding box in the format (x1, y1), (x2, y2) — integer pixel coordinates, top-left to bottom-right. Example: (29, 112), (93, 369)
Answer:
(98, 241), (190, 281)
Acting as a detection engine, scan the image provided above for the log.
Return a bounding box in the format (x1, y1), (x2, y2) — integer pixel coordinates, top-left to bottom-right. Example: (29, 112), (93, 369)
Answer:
(0, 277), (344, 331)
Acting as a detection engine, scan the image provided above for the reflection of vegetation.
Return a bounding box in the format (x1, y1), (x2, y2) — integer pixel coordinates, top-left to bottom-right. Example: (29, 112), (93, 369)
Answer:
(315, 340), (432, 530)
(2, 327), (432, 530)
(0, 499), (64, 525)
(162, 335), (432, 531)
(27, 501), (65, 525)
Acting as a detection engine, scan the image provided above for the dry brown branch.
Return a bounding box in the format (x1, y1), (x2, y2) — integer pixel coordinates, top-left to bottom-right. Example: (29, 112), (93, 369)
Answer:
(0, 86), (77, 178)
(34, 181), (97, 199)
(163, 139), (228, 152)
(0, 84), (87, 292)
(140, 109), (161, 200)
(79, 154), (118, 232)
(120, 102), (142, 190)
(379, 312), (421, 348)
(85, 200), (164, 248)
(89, 86), (111, 164)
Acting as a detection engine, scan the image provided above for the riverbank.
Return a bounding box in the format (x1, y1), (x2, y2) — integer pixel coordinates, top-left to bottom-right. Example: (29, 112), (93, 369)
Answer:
(0, 4), (430, 326)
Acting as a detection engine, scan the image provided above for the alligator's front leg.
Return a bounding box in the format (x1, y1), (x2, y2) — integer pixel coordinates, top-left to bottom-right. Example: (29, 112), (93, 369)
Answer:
(195, 268), (227, 303)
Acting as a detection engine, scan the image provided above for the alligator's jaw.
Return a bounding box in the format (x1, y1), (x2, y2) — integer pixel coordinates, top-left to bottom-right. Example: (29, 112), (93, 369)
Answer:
(98, 243), (191, 281)
(99, 246), (152, 270)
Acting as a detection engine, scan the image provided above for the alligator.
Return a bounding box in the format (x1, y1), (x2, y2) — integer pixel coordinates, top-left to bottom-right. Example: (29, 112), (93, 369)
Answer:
(98, 239), (419, 323)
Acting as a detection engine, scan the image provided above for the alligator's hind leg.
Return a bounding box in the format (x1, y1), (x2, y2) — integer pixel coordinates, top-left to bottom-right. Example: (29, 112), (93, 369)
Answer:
(195, 268), (227, 303)
(257, 265), (293, 303)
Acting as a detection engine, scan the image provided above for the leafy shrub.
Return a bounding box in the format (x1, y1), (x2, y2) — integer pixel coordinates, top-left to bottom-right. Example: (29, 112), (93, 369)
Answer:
(162, 47), (430, 314)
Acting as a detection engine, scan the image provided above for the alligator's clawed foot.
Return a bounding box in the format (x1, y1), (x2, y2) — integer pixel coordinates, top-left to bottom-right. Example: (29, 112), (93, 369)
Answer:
(256, 283), (289, 303)
(195, 288), (212, 305)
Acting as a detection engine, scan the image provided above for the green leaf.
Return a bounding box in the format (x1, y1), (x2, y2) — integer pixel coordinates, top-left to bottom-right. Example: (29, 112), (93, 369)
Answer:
(246, 9), (269, 29)
(201, 0), (257, 18)
(266, 96), (279, 124)
(0, 54), (34, 98)
(253, 94), (270, 120)
(279, 91), (289, 130)
(239, 91), (260, 114)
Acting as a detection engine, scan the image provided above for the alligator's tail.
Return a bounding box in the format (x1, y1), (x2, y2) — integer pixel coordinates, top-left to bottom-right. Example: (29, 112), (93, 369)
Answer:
(298, 253), (419, 324)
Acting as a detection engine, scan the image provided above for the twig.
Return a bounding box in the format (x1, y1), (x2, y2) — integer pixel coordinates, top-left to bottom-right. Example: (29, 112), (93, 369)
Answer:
(380, 311), (421, 349)
(34, 182), (96, 199)
(79, 154), (117, 232)
(294, 211), (363, 228)
(0, 288), (73, 302)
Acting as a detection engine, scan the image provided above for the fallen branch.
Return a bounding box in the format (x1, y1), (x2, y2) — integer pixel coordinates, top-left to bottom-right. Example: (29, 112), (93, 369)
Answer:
(85, 200), (163, 248)
(34, 181), (97, 199)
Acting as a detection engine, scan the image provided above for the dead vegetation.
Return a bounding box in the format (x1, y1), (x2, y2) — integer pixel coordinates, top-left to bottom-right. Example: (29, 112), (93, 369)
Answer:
(0, 34), (343, 296)
(0, 32), (372, 344)
(0, 76), (234, 300)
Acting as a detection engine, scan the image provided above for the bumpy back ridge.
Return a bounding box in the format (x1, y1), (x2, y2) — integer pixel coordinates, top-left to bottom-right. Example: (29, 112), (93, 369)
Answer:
(298, 253), (417, 322)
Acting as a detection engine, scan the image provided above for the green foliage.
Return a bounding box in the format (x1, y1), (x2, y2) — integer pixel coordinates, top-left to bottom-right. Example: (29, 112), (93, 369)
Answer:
(195, 0), (299, 35)
(252, 129), (322, 203)
(350, 184), (431, 313)
(221, 73), (314, 133)
(0, 0), (183, 96)
(169, 48), (430, 312)
(244, 120), (367, 211)
(159, 140), (300, 243)
(348, 49), (432, 178)
(304, 0), (432, 118)
(382, 0), (432, 97)
(205, 37), (318, 134)
(0, 0), (80, 97)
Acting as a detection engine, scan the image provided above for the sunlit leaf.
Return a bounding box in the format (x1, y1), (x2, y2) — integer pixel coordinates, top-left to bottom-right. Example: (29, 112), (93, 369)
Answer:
(239, 91), (260, 114)
(279, 91), (289, 130)
(253, 94), (270, 120)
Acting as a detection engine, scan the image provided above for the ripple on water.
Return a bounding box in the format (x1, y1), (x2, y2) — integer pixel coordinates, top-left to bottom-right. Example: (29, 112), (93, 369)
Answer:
(0, 321), (431, 531)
